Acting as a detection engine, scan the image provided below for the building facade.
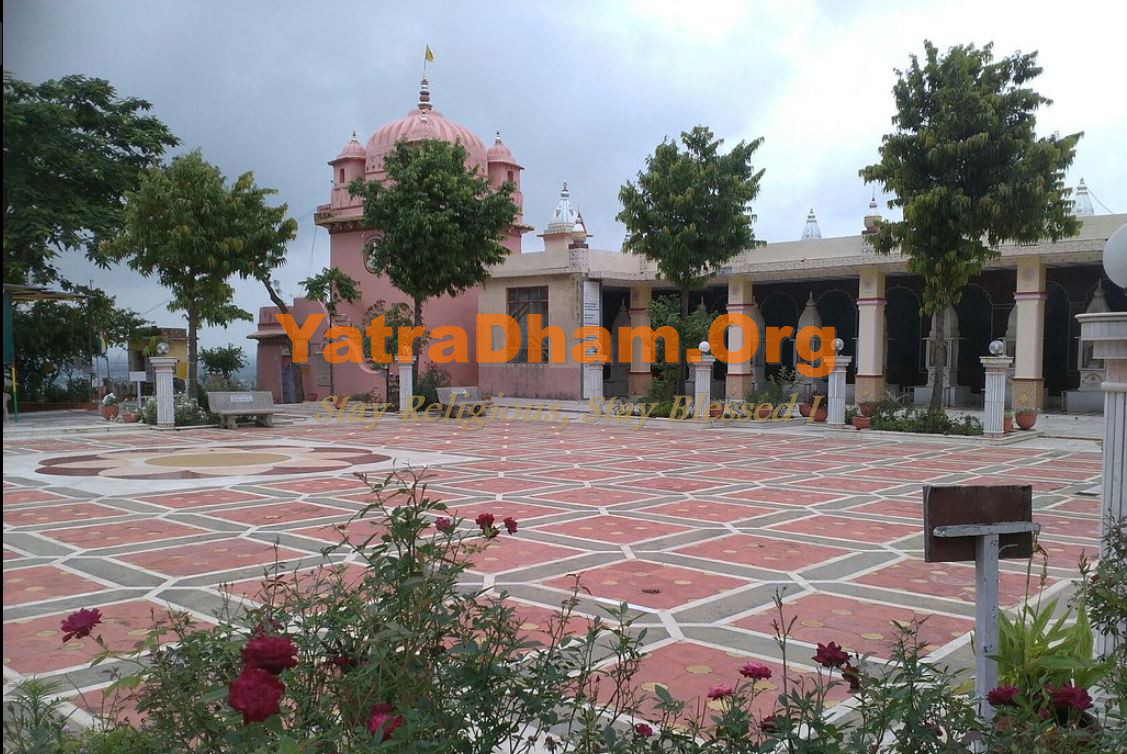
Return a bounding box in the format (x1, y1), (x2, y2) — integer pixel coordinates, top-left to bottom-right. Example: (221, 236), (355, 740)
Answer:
(252, 77), (1126, 412)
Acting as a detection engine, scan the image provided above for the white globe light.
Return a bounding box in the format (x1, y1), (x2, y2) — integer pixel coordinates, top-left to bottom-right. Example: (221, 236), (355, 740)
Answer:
(1104, 223), (1127, 288)
(698, 340), (711, 353)
(156, 341), (170, 356)
(832, 338), (844, 353)
(989, 339), (1005, 356)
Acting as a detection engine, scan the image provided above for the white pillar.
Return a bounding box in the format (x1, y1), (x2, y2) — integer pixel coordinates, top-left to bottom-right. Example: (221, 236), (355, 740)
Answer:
(980, 355), (1013, 438)
(1077, 311), (1127, 657)
(584, 360), (604, 403)
(827, 355), (852, 427)
(693, 355), (715, 419)
(149, 357), (178, 429)
(397, 357), (414, 414)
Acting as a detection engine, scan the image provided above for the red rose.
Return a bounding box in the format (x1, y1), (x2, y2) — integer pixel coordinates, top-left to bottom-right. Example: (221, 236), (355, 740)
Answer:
(841, 661), (862, 692)
(503, 516), (518, 534)
(1048, 683), (1092, 711)
(60, 608), (102, 642)
(368, 703), (404, 741)
(633, 722), (654, 737)
(435, 517), (454, 534)
(242, 635), (298, 675)
(739, 661), (772, 680)
(475, 512), (495, 530)
(813, 641), (849, 668)
(759, 715), (780, 733)
(706, 685), (733, 700)
(986, 685), (1020, 707)
(228, 666), (284, 723)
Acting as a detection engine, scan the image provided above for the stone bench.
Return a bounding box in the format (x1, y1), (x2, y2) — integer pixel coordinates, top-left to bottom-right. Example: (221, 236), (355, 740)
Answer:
(206, 391), (278, 429)
(435, 386), (491, 411)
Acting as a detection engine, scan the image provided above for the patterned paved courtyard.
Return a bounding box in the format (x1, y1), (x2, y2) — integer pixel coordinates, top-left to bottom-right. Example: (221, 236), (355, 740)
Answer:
(2, 415), (1104, 714)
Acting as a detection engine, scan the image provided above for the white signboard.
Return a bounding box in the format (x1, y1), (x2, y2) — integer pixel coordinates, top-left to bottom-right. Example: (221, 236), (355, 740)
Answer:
(128, 371), (148, 383)
(581, 280), (602, 398)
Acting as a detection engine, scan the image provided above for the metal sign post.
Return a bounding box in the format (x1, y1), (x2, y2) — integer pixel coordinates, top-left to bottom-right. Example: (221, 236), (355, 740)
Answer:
(932, 520), (1040, 722)
(922, 485), (1037, 724)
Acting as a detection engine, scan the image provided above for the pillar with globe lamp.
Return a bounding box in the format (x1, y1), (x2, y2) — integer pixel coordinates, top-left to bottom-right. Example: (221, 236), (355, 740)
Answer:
(827, 337), (851, 427)
(693, 340), (715, 419)
(1076, 222), (1127, 658)
(980, 339), (1013, 438)
(148, 341), (178, 428)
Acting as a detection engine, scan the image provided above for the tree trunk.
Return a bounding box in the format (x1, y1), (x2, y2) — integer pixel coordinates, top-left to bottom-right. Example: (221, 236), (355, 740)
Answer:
(186, 308), (198, 397)
(412, 297), (424, 386)
(260, 276), (304, 402)
(928, 308), (946, 415)
(679, 286), (691, 385)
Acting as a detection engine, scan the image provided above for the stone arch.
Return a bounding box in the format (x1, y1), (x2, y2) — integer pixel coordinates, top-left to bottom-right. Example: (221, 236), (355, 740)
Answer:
(956, 284), (993, 392)
(815, 289), (857, 362)
(1043, 281), (1074, 395)
(885, 286), (923, 389)
(759, 291), (799, 376)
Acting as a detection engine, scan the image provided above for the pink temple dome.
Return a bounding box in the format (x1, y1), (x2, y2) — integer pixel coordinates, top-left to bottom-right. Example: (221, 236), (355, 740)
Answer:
(487, 131), (517, 164)
(364, 77), (487, 175)
(331, 132), (365, 162)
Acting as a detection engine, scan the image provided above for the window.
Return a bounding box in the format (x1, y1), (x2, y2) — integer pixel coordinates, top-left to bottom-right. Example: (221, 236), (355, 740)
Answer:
(338, 168), (345, 184)
(507, 286), (549, 362)
(506, 169), (515, 183)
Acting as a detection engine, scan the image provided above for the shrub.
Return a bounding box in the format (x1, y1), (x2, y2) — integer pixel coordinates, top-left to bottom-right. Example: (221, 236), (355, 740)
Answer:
(139, 394), (215, 426)
(870, 406), (984, 436)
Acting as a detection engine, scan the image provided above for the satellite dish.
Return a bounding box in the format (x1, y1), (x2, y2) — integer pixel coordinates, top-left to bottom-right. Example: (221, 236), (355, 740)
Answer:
(1104, 223), (1127, 288)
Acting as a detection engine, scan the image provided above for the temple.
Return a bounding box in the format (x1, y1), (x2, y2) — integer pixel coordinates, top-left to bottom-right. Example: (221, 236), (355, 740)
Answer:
(251, 76), (1127, 411)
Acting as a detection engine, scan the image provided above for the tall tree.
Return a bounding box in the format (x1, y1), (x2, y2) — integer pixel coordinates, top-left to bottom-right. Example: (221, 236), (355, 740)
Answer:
(103, 151), (254, 388)
(350, 139), (516, 379)
(618, 126), (764, 319)
(860, 41), (1081, 413)
(301, 267), (361, 398)
(3, 74), (178, 285)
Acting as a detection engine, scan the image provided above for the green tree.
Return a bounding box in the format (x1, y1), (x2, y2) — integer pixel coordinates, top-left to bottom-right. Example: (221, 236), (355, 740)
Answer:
(618, 126), (764, 319)
(3, 74), (178, 286)
(860, 41), (1081, 413)
(350, 139), (516, 379)
(12, 287), (146, 400)
(301, 267), (361, 398)
(103, 151), (255, 388)
(199, 344), (247, 382)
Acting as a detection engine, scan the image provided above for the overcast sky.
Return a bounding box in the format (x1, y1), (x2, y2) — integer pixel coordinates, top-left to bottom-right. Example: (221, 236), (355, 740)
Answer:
(6, 0), (1125, 369)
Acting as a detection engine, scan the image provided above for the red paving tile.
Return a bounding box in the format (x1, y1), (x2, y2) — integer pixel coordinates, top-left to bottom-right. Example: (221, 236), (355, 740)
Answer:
(674, 534), (849, 570)
(545, 561), (745, 610)
(640, 500), (777, 523)
(264, 477), (371, 494)
(447, 477), (553, 494)
(3, 599), (209, 675)
(537, 514), (691, 544)
(41, 519), (206, 547)
(847, 500), (923, 520)
(221, 563), (367, 603)
(204, 501), (346, 525)
(116, 538), (307, 576)
(473, 539), (584, 574)
(3, 489), (75, 505)
(4, 566), (108, 605)
(444, 501), (565, 522)
(532, 488), (659, 507)
(855, 560), (1047, 607)
(138, 489), (271, 508)
(4, 503), (129, 526)
(1034, 513), (1101, 539)
(282, 518), (388, 545)
(802, 477), (899, 493)
(719, 487), (846, 506)
(735, 593), (973, 659)
(767, 514), (917, 543)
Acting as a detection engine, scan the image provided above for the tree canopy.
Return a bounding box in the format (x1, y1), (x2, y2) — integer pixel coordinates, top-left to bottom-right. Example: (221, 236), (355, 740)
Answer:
(200, 344), (248, 382)
(3, 74), (178, 286)
(618, 126), (764, 316)
(350, 139), (516, 336)
(103, 150), (256, 388)
(301, 267), (361, 397)
(860, 41), (1081, 411)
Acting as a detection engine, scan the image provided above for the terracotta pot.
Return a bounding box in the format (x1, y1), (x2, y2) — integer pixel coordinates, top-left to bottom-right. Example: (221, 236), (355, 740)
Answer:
(1015, 412), (1037, 430)
(1003, 416), (1014, 433)
(859, 402), (878, 417)
(798, 403), (812, 417)
(813, 406), (828, 422)
(99, 404), (120, 420)
(852, 416), (871, 430)
(756, 404), (773, 419)
(122, 413), (140, 423)
(709, 405), (723, 418)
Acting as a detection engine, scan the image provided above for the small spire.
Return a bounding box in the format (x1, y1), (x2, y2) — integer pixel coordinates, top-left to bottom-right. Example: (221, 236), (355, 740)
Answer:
(494, 130), (503, 144)
(801, 207), (822, 240)
(869, 193), (878, 211)
(418, 74), (432, 111)
(351, 130), (358, 140)
(1073, 178), (1094, 216)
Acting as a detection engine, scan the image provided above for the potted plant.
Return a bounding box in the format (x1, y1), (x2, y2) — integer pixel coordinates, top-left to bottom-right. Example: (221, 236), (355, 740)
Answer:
(1003, 409), (1014, 433)
(859, 401), (878, 417)
(120, 403), (141, 423)
(1014, 406), (1037, 430)
(798, 401), (812, 418)
(99, 392), (120, 420)
(846, 405), (869, 429)
(813, 403), (828, 422)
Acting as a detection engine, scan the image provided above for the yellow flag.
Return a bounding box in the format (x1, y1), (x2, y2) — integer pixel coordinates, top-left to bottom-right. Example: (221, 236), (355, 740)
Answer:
(424, 45), (434, 63)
